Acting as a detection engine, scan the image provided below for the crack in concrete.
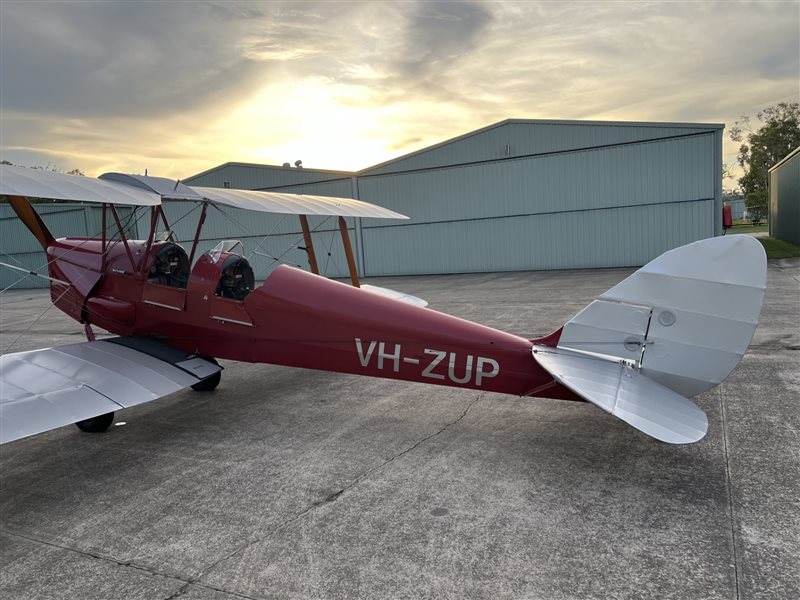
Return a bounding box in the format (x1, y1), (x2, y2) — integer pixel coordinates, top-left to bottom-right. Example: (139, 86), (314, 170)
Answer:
(718, 388), (742, 600)
(0, 529), (266, 600)
(171, 393), (484, 597)
(161, 582), (261, 600)
(3, 395), (482, 599)
(769, 262), (800, 285)
(1, 528), (186, 581)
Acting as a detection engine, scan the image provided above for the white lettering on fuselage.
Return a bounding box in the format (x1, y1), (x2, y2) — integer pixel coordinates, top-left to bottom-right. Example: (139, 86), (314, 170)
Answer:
(356, 339), (377, 367)
(354, 338), (499, 387)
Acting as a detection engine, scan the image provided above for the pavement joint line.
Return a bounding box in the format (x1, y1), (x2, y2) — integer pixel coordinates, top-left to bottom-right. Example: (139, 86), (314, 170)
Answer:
(0, 529), (263, 600)
(0, 528), (189, 582)
(179, 393), (484, 594)
(769, 262), (800, 285)
(161, 582), (264, 600)
(718, 387), (742, 600)
(341, 391), (485, 492)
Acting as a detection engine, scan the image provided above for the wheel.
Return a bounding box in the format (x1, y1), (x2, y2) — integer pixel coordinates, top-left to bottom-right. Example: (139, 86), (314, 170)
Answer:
(75, 412), (115, 433)
(191, 358), (221, 391)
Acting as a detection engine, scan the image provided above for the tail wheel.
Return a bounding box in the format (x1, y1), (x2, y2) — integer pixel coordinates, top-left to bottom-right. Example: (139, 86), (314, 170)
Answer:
(191, 357), (221, 392)
(75, 412), (115, 433)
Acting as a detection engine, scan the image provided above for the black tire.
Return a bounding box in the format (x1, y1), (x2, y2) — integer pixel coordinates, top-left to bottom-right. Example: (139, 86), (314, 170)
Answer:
(191, 358), (221, 391)
(75, 412), (115, 433)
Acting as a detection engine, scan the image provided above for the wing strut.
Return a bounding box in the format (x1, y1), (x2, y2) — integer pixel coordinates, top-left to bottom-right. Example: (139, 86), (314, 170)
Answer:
(7, 196), (54, 250)
(299, 215), (320, 275)
(338, 216), (360, 287)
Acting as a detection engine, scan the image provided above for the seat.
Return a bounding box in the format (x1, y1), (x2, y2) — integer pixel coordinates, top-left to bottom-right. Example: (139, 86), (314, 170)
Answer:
(148, 242), (190, 289)
(216, 255), (255, 301)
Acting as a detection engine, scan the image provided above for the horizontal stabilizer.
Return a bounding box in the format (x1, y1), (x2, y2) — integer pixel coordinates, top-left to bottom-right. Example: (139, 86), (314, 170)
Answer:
(532, 345), (708, 444)
(0, 338), (221, 444)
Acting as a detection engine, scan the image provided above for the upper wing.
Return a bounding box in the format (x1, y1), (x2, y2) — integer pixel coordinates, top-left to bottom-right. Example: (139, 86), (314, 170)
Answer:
(100, 172), (408, 218)
(0, 337), (221, 444)
(0, 164), (160, 205)
(189, 186), (408, 219)
(1, 165), (406, 219)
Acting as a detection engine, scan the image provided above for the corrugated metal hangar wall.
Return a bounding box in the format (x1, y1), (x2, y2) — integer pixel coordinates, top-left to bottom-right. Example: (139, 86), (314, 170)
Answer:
(769, 146), (800, 247)
(0, 119), (723, 288)
(0, 204), (136, 289)
(184, 119), (724, 278)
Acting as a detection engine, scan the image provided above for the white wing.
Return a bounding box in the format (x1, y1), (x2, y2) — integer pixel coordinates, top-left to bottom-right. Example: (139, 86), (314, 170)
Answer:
(99, 172), (407, 219)
(0, 164), (160, 205)
(0, 337), (220, 444)
(2, 166), (407, 219)
(190, 186), (408, 219)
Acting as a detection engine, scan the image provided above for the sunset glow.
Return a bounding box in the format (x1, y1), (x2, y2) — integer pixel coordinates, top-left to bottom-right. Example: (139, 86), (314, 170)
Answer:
(1, 1), (797, 186)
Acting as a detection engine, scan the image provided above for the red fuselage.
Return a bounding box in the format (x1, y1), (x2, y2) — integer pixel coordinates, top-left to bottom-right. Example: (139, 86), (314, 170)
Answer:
(47, 238), (579, 401)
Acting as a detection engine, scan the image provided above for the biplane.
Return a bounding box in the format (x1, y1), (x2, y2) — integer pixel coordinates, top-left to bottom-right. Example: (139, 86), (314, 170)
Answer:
(0, 164), (767, 446)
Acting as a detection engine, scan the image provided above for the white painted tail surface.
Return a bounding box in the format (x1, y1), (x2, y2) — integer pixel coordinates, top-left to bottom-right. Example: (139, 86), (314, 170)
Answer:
(532, 346), (708, 444)
(533, 235), (767, 443)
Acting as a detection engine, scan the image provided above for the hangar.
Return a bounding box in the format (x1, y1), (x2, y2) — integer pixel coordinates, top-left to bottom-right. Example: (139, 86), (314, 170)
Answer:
(0, 119), (724, 288)
(184, 119), (724, 278)
(769, 146), (800, 246)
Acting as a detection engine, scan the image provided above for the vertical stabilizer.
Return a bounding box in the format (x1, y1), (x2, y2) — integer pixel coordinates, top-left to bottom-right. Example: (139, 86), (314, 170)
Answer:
(532, 235), (767, 444)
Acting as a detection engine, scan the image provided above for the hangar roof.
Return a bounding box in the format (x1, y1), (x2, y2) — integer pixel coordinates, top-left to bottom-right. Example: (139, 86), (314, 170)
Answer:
(186, 118), (725, 185)
(769, 146), (800, 172)
(358, 118), (724, 176)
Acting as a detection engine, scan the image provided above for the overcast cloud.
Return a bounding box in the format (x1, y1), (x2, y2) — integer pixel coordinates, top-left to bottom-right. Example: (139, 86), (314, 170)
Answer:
(1, 0), (797, 183)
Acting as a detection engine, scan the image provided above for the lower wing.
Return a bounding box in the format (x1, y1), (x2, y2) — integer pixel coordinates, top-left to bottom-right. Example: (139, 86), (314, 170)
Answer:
(0, 337), (221, 444)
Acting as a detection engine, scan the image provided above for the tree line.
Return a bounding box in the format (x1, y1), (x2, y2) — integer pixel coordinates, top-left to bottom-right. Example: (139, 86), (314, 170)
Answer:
(730, 101), (800, 221)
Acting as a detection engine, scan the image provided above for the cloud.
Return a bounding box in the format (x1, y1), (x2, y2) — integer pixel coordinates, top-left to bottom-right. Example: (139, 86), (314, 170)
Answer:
(1, 0), (797, 183)
(0, 2), (282, 119)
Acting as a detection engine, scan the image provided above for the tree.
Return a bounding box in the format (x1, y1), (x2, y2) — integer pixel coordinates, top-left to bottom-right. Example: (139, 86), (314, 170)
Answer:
(730, 102), (800, 222)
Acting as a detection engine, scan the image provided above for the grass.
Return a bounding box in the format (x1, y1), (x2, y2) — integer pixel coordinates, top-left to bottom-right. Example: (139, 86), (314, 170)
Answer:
(757, 236), (800, 259)
(729, 222), (769, 233)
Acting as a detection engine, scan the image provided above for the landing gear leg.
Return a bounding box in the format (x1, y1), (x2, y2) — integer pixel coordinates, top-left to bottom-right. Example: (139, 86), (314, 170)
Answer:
(191, 357), (221, 392)
(75, 412), (114, 433)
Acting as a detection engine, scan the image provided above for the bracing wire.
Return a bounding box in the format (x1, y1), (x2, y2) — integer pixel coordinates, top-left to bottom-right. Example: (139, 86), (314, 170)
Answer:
(0, 278), (77, 354)
(0, 202), (148, 289)
(0, 205), (151, 352)
(321, 225), (342, 277)
(0, 249), (28, 268)
(247, 214), (286, 261)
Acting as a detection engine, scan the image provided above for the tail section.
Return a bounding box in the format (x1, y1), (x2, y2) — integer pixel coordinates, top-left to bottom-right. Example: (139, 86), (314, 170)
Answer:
(533, 235), (767, 443)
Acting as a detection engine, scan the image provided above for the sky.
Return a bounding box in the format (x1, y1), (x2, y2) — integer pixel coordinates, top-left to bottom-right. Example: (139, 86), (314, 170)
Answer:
(1, 0), (798, 188)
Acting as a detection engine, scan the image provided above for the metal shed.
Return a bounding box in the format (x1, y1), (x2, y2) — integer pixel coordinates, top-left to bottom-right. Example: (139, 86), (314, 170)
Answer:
(186, 119), (724, 277)
(769, 146), (800, 247)
(1, 119), (724, 289)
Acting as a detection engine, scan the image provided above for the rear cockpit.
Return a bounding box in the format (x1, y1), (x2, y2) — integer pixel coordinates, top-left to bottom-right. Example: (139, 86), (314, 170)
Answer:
(148, 242), (190, 289)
